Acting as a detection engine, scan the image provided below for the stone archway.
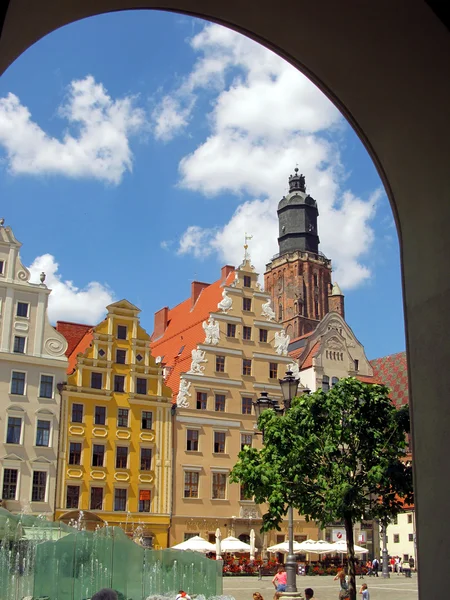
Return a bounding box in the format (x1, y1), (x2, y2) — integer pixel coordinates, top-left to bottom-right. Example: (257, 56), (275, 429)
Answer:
(1, 3), (449, 597)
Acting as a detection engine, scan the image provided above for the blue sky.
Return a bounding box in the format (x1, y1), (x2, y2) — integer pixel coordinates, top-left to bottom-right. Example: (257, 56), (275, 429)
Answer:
(0, 10), (404, 360)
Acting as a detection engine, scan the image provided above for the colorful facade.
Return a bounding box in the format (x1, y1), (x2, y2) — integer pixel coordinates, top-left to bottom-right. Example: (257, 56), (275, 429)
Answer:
(55, 300), (173, 548)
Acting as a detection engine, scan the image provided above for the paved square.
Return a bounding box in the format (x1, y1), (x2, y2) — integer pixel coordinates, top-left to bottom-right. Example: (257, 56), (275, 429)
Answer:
(223, 574), (418, 600)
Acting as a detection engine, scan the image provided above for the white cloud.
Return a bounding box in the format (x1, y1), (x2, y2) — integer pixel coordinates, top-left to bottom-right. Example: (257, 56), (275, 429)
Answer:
(0, 76), (145, 184)
(152, 95), (194, 141)
(157, 23), (380, 290)
(28, 254), (114, 324)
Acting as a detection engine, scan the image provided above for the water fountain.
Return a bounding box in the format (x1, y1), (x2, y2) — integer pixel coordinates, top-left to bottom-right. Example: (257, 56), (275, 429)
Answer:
(0, 508), (223, 600)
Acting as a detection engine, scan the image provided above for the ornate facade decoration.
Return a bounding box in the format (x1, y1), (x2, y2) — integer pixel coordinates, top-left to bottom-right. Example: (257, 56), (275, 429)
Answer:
(287, 362), (301, 380)
(261, 298), (276, 321)
(239, 506), (260, 519)
(274, 329), (290, 356)
(176, 379), (191, 408)
(187, 348), (207, 374)
(217, 289), (233, 313)
(202, 316), (220, 345)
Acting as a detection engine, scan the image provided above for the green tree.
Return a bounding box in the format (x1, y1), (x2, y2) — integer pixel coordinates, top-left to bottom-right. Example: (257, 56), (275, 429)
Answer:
(230, 378), (413, 600)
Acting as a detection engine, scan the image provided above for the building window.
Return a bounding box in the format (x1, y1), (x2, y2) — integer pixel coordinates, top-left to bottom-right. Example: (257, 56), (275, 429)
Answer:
(2, 468), (18, 499)
(6, 416), (22, 444)
(11, 371), (26, 395)
(94, 406), (106, 425)
(243, 298), (252, 311)
(140, 448), (152, 471)
(71, 403), (83, 423)
(39, 374), (54, 399)
(117, 325), (127, 340)
(91, 372), (102, 389)
(214, 431), (226, 453)
(136, 377), (147, 395)
(408, 514), (413, 524)
(13, 336), (26, 353)
(116, 446), (128, 469)
(394, 534), (400, 543)
(141, 411), (153, 430)
(354, 359), (359, 371)
(243, 326), (252, 340)
(92, 444), (105, 467)
(139, 490), (151, 512)
(184, 471), (199, 498)
(269, 362), (278, 379)
(116, 349), (126, 364)
(243, 275), (251, 288)
(0, 259), (4, 274)
(322, 375), (330, 392)
(313, 273), (318, 287)
(36, 420), (51, 447)
(212, 472), (227, 499)
(227, 323), (236, 338)
(242, 359), (252, 376)
(215, 355), (225, 373)
(314, 300), (319, 319)
(393, 515), (398, 524)
(31, 471), (47, 502)
(66, 485), (80, 509)
(196, 392), (207, 410)
(331, 376), (339, 387)
(69, 442), (82, 465)
(90, 487), (103, 510)
(186, 429), (199, 451)
(114, 375), (125, 393)
(16, 302), (29, 318)
(240, 484), (252, 501)
(279, 304), (283, 320)
(215, 394), (225, 411)
(242, 397), (252, 415)
(408, 533), (414, 542)
(117, 408), (129, 427)
(259, 329), (268, 342)
(241, 433), (253, 450)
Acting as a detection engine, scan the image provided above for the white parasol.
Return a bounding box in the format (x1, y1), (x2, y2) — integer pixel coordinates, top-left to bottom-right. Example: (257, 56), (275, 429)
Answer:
(215, 528), (222, 560)
(294, 539), (336, 553)
(172, 535), (216, 553)
(221, 535), (255, 553)
(250, 529), (256, 560)
(328, 540), (369, 554)
(267, 540), (305, 554)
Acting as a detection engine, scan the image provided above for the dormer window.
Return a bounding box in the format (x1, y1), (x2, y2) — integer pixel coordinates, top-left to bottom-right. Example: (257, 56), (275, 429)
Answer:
(16, 302), (29, 318)
(243, 275), (251, 288)
(117, 325), (127, 340)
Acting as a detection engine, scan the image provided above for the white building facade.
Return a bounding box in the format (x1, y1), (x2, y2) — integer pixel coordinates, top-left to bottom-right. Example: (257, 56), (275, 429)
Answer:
(0, 221), (68, 517)
(385, 510), (416, 565)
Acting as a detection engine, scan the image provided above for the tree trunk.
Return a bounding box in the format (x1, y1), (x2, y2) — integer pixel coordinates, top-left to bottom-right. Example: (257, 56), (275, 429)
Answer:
(344, 515), (356, 600)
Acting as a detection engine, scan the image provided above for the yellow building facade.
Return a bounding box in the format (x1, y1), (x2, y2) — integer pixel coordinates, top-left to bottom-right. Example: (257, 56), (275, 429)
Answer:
(55, 300), (173, 548)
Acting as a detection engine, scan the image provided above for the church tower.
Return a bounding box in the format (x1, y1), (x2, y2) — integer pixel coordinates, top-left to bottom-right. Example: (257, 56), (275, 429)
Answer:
(265, 169), (343, 339)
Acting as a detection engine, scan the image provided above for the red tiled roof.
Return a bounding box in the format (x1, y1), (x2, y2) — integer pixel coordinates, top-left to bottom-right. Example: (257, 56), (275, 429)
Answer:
(151, 269), (236, 399)
(56, 321), (93, 357)
(370, 351), (409, 408)
(299, 341), (321, 369)
(356, 375), (380, 384)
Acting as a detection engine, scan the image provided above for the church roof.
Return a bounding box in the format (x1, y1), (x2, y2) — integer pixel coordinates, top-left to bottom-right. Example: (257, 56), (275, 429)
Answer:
(151, 268), (236, 400)
(370, 351), (409, 407)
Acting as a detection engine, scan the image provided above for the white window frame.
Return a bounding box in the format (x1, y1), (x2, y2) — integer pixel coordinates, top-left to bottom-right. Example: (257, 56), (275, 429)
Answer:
(240, 432), (253, 450)
(10, 369), (27, 396)
(186, 427), (200, 452)
(183, 468), (201, 499)
(92, 443), (106, 468)
(34, 411), (53, 448)
(115, 444), (130, 470)
(141, 409), (153, 431)
(5, 406), (25, 444)
(135, 375), (148, 396)
(94, 404), (107, 426)
(68, 439), (83, 466)
(38, 373), (55, 399)
(211, 469), (228, 500)
(65, 483), (81, 510)
(0, 259), (5, 276)
(117, 407), (129, 428)
(213, 429), (227, 454)
(90, 484), (105, 511)
(1, 464), (21, 501)
(139, 445), (153, 471)
(30, 469), (49, 503)
(15, 301), (30, 319)
(138, 487), (153, 513)
(13, 334), (27, 354)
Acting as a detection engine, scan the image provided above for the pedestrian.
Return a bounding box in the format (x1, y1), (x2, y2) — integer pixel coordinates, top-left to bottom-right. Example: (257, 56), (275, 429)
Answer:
(334, 570), (349, 599)
(272, 565), (287, 592)
(91, 590), (118, 600)
(409, 556), (415, 571)
(359, 583), (370, 600)
(371, 557), (379, 577)
(304, 588), (314, 599)
(253, 593), (264, 600)
(176, 591), (192, 600)
(365, 559), (373, 577)
(395, 556), (401, 574)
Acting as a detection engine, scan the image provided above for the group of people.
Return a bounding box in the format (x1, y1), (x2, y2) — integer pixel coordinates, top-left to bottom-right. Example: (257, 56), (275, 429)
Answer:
(335, 570), (369, 599)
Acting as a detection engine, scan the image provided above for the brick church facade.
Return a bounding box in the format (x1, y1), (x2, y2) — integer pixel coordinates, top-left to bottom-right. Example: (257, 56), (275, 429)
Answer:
(265, 169), (344, 339)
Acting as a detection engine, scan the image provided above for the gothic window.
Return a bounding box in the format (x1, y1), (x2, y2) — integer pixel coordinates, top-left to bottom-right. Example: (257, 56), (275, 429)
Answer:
(294, 302), (298, 315)
(314, 300), (319, 319)
(279, 304), (283, 321)
(314, 273), (318, 287)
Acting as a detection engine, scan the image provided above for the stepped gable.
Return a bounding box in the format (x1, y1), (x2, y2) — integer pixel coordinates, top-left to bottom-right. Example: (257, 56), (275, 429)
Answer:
(56, 321), (94, 373)
(371, 351), (409, 407)
(151, 269), (236, 399)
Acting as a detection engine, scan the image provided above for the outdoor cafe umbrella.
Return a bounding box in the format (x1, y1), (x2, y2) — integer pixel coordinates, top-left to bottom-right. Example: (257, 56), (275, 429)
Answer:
(327, 540), (369, 554)
(215, 528), (222, 560)
(250, 529), (256, 560)
(294, 539), (335, 553)
(221, 535), (254, 553)
(172, 535), (216, 553)
(267, 540), (304, 554)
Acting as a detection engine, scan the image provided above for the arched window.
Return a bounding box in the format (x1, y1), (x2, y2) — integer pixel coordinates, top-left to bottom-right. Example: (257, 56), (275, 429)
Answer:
(331, 377), (339, 387)
(294, 301), (298, 315)
(279, 304), (283, 320)
(322, 375), (330, 392)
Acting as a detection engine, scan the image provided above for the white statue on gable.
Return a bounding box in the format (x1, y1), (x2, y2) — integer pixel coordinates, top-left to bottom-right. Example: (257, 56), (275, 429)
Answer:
(187, 348), (208, 374)
(261, 298), (276, 321)
(176, 379), (191, 408)
(217, 289), (233, 314)
(202, 316), (220, 345)
(287, 362), (301, 380)
(274, 329), (290, 356)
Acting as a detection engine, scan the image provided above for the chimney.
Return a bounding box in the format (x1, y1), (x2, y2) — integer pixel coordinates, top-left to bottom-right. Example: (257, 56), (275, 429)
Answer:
(154, 307), (169, 339)
(221, 265), (235, 283)
(191, 281), (210, 308)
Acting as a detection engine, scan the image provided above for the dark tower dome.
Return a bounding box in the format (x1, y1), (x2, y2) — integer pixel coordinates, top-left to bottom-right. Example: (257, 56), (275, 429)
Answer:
(277, 169), (319, 255)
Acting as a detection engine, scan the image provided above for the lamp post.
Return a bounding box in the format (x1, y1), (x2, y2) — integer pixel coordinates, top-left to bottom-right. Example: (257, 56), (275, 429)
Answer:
(253, 371), (304, 596)
(381, 521), (390, 578)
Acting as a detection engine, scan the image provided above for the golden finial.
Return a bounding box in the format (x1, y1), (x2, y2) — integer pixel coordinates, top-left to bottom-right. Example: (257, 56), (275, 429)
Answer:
(244, 233), (253, 260)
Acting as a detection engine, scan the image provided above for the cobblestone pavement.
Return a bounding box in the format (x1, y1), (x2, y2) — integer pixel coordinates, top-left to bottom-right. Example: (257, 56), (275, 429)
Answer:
(223, 574), (418, 600)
